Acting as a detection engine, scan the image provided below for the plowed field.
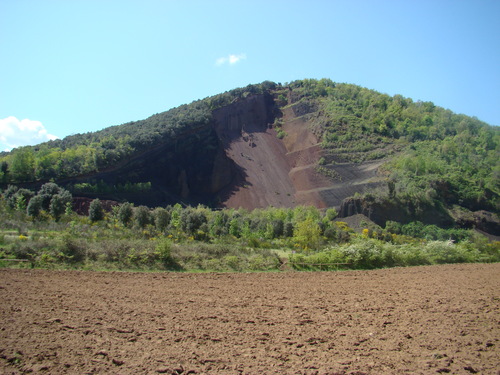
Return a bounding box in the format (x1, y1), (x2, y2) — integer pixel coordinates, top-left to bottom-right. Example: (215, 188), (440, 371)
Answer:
(1, 264), (499, 374)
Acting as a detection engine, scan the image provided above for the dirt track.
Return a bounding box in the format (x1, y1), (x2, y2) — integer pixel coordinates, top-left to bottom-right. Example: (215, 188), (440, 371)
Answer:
(1, 264), (499, 374)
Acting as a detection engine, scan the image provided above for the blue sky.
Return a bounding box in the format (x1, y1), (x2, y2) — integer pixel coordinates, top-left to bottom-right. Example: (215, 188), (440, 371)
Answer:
(1, 0), (499, 151)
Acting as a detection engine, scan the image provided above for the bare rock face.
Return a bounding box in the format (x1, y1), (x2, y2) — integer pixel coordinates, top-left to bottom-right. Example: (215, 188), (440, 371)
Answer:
(212, 94), (297, 209)
(338, 195), (458, 228)
(212, 94), (275, 138)
(209, 147), (234, 194)
(452, 209), (500, 235)
(53, 91), (498, 236)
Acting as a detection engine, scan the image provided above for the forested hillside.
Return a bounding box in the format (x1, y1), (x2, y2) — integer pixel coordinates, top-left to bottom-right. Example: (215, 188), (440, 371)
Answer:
(0, 82), (275, 183)
(0, 79), (498, 235)
(282, 79), (498, 212)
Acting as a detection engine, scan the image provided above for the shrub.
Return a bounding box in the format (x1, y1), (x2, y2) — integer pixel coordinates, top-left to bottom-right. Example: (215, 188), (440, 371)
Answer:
(153, 207), (170, 232)
(89, 199), (104, 222)
(134, 206), (151, 229)
(155, 239), (172, 265)
(283, 222), (294, 237)
(58, 235), (86, 263)
(118, 202), (134, 226)
(293, 217), (321, 250)
(323, 227), (337, 240)
(50, 195), (66, 221)
(27, 195), (43, 218)
(224, 255), (241, 271)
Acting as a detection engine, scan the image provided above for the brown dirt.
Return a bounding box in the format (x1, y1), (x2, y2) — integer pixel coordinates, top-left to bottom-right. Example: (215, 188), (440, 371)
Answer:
(1, 264), (499, 374)
(215, 97), (390, 210)
(219, 128), (297, 209)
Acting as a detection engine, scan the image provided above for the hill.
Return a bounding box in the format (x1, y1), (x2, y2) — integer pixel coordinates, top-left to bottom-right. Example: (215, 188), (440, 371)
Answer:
(0, 79), (498, 234)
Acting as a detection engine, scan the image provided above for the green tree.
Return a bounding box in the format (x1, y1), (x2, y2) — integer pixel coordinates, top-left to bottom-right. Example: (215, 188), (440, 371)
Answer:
(134, 206), (151, 229)
(325, 208), (338, 221)
(181, 208), (208, 235)
(26, 195), (43, 218)
(294, 217), (322, 250)
(283, 222), (294, 237)
(16, 195), (27, 211)
(229, 218), (241, 237)
(3, 185), (19, 209)
(89, 198), (104, 222)
(38, 182), (63, 210)
(270, 219), (284, 238)
(10, 147), (35, 182)
(15, 188), (34, 211)
(0, 161), (8, 182)
(118, 202), (134, 226)
(50, 194), (66, 221)
(169, 203), (183, 229)
(153, 207), (171, 232)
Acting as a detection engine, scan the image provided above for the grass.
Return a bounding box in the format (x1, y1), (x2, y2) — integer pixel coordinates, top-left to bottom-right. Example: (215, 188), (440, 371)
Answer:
(1, 226), (497, 273)
(0, 204), (498, 273)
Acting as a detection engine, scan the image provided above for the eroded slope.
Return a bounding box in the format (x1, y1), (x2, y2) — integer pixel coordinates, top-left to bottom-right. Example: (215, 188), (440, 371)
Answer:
(214, 93), (387, 209)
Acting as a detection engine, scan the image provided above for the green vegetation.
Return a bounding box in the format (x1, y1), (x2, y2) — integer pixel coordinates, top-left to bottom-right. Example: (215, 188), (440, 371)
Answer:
(0, 79), (498, 272)
(276, 79), (499, 213)
(0, 78), (497, 219)
(1, 184), (497, 272)
(0, 82), (276, 184)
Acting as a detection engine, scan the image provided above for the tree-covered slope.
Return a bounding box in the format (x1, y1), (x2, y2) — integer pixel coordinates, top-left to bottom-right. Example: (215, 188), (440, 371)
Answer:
(0, 79), (498, 233)
(0, 82), (277, 184)
(281, 79), (498, 212)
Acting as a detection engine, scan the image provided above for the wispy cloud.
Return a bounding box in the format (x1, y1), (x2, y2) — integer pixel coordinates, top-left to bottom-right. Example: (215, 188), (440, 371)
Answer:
(0, 116), (58, 151)
(215, 53), (247, 66)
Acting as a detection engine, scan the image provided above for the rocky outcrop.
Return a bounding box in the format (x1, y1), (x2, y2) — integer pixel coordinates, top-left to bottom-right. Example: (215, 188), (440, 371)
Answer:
(452, 209), (500, 234)
(338, 196), (455, 228)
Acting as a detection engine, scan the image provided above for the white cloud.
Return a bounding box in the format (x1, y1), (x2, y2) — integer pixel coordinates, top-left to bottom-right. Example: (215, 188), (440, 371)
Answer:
(215, 53), (247, 66)
(0, 116), (58, 151)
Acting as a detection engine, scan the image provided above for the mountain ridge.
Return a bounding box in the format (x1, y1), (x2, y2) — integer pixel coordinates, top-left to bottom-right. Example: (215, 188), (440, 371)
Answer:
(1, 79), (498, 234)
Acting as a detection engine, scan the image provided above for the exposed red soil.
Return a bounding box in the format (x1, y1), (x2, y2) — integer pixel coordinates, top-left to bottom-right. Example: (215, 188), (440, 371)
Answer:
(281, 108), (333, 209)
(1, 264), (499, 374)
(214, 100), (334, 210)
(218, 128), (297, 209)
(214, 97), (389, 210)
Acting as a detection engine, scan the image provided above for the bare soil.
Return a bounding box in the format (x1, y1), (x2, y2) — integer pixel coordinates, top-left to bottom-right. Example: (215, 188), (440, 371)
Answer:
(216, 100), (390, 210)
(1, 264), (499, 374)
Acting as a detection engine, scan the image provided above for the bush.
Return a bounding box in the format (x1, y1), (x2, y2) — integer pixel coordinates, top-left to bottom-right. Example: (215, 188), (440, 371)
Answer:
(155, 239), (172, 265)
(118, 202), (134, 226)
(26, 195), (43, 218)
(153, 207), (170, 232)
(134, 206), (151, 229)
(50, 195), (65, 221)
(89, 199), (104, 222)
(58, 235), (86, 263)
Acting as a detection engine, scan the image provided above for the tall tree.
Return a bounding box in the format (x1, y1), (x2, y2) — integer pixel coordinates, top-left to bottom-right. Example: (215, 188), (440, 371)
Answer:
(10, 148), (35, 182)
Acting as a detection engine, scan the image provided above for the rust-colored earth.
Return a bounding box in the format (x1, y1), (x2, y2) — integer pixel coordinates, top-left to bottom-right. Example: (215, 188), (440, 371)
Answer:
(1, 264), (499, 374)
(212, 95), (386, 210)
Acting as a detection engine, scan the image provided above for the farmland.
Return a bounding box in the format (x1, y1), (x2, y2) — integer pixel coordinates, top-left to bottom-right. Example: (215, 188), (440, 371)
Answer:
(1, 263), (498, 374)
